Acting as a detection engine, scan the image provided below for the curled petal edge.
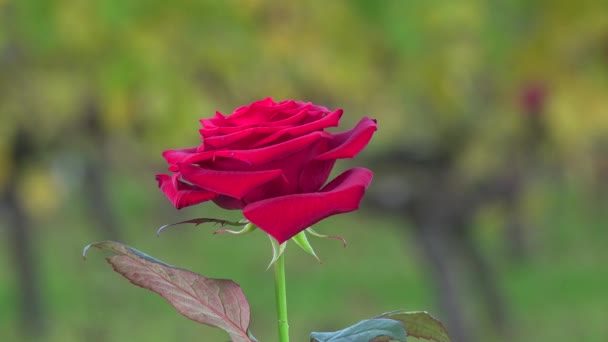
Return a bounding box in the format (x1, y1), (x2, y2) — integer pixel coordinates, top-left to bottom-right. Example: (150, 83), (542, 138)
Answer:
(314, 117), (377, 161)
(178, 163), (285, 199)
(156, 174), (217, 209)
(243, 167), (373, 244)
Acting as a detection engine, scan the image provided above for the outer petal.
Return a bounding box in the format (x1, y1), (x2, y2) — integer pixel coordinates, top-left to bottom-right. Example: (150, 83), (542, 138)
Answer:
(162, 147), (200, 164)
(200, 111), (227, 129)
(314, 117), (377, 161)
(162, 147), (219, 170)
(243, 167), (373, 243)
(156, 174), (217, 209)
(298, 159), (336, 193)
(212, 195), (245, 210)
(178, 163), (284, 199)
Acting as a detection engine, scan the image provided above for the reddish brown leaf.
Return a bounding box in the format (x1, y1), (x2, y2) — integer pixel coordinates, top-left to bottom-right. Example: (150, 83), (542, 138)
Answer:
(84, 241), (255, 342)
(156, 218), (247, 236)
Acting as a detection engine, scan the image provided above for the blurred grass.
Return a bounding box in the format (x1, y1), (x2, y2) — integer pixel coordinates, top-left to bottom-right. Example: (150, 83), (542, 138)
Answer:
(1, 170), (607, 341)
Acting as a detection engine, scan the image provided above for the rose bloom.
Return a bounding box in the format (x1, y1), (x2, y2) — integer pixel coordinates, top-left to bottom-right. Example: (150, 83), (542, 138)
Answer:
(156, 98), (377, 243)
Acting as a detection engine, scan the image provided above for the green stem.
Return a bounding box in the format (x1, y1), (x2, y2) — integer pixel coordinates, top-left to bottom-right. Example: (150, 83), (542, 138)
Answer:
(274, 251), (289, 342)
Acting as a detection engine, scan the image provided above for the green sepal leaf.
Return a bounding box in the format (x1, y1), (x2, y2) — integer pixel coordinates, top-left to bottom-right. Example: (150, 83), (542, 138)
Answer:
(267, 235), (287, 270)
(306, 227), (347, 248)
(214, 222), (257, 235)
(376, 311), (450, 342)
(156, 218), (248, 236)
(83, 241), (256, 342)
(292, 230), (320, 262)
(310, 318), (407, 342)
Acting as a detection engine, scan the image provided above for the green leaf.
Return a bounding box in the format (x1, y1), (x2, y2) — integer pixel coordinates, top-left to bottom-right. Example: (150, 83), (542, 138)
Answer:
(376, 311), (450, 342)
(156, 217), (248, 236)
(292, 230), (320, 262)
(310, 318), (407, 342)
(83, 241), (256, 342)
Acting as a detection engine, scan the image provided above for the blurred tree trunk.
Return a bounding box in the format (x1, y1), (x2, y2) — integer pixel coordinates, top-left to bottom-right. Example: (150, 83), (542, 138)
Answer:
(459, 227), (508, 336)
(415, 224), (474, 342)
(4, 186), (44, 338)
(3, 128), (45, 339)
(366, 146), (516, 342)
(504, 189), (529, 262)
(81, 98), (121, 241)
(83, 157), (121, 241)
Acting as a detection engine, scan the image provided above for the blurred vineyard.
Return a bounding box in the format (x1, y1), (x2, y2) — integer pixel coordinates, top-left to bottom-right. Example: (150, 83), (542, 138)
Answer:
(1, 1), (608, 341)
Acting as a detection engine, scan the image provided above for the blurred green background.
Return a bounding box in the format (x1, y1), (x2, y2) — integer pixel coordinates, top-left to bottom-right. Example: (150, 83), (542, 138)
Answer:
(1, 1), (608, 341)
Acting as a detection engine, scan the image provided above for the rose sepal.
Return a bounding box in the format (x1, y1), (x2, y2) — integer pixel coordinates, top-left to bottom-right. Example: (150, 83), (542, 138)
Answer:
(267, 235), (287, 270)
(292, 229), (320, 262)
(306, 227), (347, 248)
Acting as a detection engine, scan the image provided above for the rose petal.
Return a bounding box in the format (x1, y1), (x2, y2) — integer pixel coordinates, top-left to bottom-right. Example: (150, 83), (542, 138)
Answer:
(214, 131), (332, 165)
(237, 142), (329, 202)
(212, 195), (245, 210)
(226, 98), (295, 125)
(298, 159), (336, 193)
(243, 167), (373, 243)
(251, 98), (293, 111)
(302, 101), (331, 113)
(162, 147), (200, 164)
(274, 102), (329, 123)
(162, 148), (216, 169)
(199, 123), (259, 138)
(314, 117), (377, 161)
(263, 107), (310, 126)
(200, 111), (228, 129)
(178, 163), (284, 199)
(203, 126), (286, 149)
(156, 174), (217, 209)
(250, 109), (343, 148)
(200, 111), (264, 139)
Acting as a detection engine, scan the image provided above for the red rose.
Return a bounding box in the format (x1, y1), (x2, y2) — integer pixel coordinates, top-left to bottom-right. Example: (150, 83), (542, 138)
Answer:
(156, 98), (377, 243)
